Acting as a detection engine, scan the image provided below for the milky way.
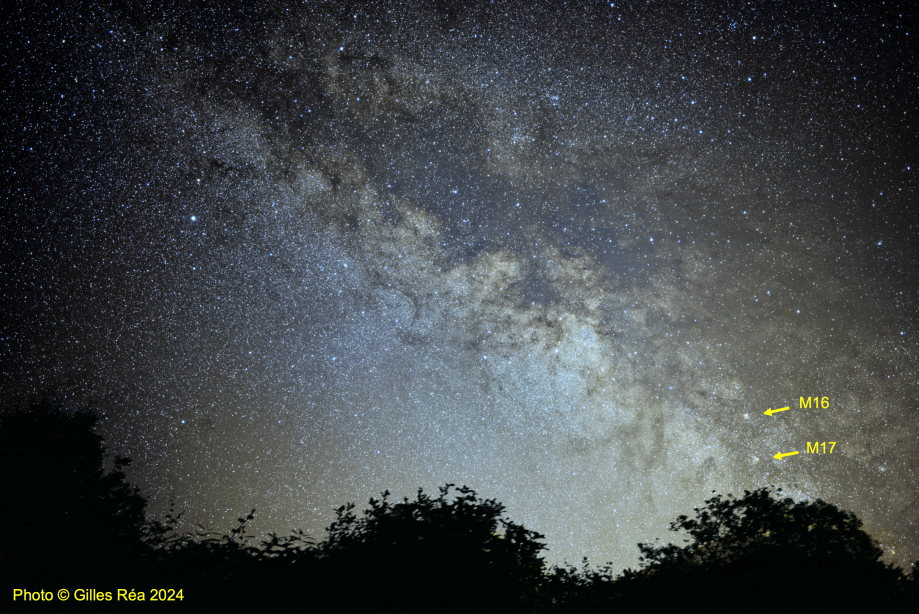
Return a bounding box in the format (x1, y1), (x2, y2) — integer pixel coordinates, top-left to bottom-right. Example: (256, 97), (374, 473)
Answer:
(3, 2), (918, 570)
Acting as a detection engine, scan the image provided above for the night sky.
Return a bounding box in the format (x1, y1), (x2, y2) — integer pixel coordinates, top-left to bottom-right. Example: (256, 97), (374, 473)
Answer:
(3, 1), (918, 570)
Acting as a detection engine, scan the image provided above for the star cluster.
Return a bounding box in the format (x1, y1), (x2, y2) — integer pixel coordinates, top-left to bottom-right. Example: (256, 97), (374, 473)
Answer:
(2, 1), (917, 569)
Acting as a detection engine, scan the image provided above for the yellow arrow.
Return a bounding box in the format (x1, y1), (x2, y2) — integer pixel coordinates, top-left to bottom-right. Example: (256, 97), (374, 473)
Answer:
(764, 406), (790, 417)
(773, 451), (799, 460)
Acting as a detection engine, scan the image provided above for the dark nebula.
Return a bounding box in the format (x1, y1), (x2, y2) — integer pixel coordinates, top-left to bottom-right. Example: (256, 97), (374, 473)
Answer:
(3, 1), (918, 569)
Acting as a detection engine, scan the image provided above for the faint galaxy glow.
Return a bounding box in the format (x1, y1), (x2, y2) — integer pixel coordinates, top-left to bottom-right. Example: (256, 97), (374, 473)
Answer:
(2, 2), (917, 569)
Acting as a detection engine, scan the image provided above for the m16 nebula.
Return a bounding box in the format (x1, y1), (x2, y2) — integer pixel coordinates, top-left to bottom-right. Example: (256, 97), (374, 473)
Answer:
(3, 1), (917, 570)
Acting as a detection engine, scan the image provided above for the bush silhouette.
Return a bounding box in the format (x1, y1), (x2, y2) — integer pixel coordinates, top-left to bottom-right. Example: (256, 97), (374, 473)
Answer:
(315, 484), (548, 610)
(139, 502), (318, 600)
(138, 484), (548, 610)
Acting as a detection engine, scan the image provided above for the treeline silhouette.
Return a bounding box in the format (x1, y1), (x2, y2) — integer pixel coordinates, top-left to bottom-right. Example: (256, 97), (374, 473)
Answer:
(2, 400), (916, 610)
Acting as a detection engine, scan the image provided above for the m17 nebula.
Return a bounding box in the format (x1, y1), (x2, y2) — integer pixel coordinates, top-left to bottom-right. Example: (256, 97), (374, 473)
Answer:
(3, 1), (917, 570)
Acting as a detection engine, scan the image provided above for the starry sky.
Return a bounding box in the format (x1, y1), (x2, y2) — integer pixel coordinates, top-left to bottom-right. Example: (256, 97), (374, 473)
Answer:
(3, 1), (918, 570)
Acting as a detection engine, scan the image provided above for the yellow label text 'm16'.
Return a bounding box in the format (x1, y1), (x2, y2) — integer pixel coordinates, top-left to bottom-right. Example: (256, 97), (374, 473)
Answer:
(800, 396), (829, 408)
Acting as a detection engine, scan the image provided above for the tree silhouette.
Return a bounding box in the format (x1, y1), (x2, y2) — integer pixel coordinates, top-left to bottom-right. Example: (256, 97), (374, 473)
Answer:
(0, 399), (148, 586)
(619, 486), (914, 607)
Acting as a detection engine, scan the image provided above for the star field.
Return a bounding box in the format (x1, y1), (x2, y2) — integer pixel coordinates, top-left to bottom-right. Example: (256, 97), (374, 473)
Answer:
(2, 1), (918, 570)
